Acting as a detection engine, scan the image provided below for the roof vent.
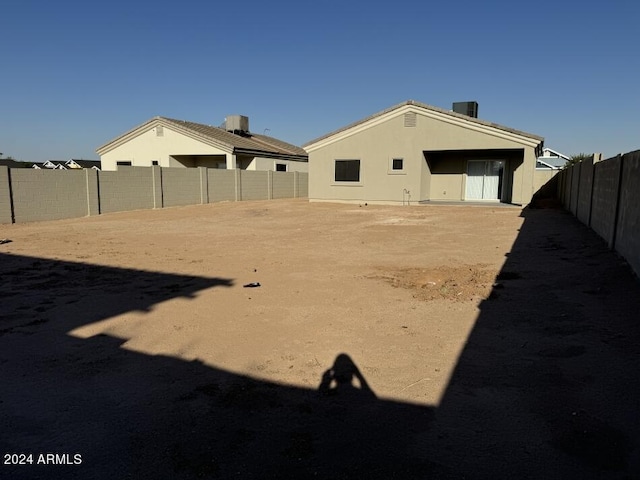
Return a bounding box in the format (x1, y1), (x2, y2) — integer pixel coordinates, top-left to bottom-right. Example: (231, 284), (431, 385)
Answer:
(404, 112), (417, 127)
(452, 101), (478, 118)
(225, 115), (249, 135)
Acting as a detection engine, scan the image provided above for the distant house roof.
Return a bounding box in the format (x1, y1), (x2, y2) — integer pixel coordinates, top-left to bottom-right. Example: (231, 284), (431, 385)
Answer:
(66, 159), (101, 169)
(537, 147), (570, 169)
(536, 157), (568, 169)
(540, 147), (570, 160)
(303, 100), (544, 149)
(96, 116), (308, 161)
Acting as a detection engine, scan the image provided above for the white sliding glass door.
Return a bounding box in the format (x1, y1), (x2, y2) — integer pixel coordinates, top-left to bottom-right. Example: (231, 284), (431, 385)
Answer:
(465, 160), (504, 200)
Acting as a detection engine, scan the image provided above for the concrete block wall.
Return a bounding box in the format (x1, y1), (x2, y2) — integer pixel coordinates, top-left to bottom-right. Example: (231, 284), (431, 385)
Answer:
(272, 171), (295, 199)
(239, 170), (269, 201)
(208, 169), (236, 202)
(98, 168), (156, 214)
(576, 157), (594, 225)
(162, 167), (202, 207)
(559, 168), (571, 207)
(297, 172), (309, 198)
(590, 156), (621, 247)
(0, 166), (307, 225)
(11, 169), (88, 223)
(614, 151), (640, 277)
(569, 162), (581, 216)
(0, 167), (13, 224)
(561, 150), (640, 278)
(85, 169), (100, 216)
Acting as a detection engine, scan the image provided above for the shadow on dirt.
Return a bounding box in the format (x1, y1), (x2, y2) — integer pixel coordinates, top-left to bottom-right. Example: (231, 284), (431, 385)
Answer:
(2, 205), (640, 479)
(427, 207), (640, 478)
(0, 253), (435, 480)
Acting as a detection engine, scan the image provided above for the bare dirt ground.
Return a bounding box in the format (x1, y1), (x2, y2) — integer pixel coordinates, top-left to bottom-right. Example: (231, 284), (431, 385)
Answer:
(1, 199), (639, 479)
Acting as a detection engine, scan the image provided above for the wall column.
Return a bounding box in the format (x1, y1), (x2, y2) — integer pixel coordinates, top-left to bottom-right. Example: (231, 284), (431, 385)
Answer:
(0, 166), (14, 224)
(85, 168), (100, 216)
(152, 166), (163, 209)
(198, 167), (209, 204)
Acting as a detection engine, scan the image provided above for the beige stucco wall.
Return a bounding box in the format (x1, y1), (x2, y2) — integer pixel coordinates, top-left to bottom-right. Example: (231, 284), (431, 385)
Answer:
(100, 125), (231, 171)
(429, 158), (466, 201)
(247, 157), (309, 173)
(100, 126), (308, 174)
(307, 107), (540, 205)
(533, 170), (559, 195)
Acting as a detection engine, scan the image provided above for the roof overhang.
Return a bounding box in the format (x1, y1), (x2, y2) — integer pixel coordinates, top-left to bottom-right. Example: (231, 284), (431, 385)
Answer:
(233, 148), (308, 162)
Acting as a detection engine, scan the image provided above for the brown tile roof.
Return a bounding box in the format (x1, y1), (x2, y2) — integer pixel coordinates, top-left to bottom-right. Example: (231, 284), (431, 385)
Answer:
(303, 100), (544, 147)
(97, 116), (307, 159)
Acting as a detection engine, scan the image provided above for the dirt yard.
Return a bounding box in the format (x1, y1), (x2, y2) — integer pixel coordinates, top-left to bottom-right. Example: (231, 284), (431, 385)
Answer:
(1, 199), (639, 479)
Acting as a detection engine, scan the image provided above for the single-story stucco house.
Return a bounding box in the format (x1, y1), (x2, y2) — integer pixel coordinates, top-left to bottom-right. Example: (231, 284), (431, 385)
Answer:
(97, 115), (308, 172)
(303, 100), (545, 205)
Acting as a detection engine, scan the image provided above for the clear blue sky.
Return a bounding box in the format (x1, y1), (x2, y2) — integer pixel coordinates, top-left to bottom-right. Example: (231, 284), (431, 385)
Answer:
(1, 0), (638, 161)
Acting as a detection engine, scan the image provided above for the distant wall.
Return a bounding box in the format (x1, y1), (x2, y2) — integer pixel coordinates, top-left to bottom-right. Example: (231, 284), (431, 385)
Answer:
(558, 150), (640, 278)
(533, 169), (558, 193)
(0, 166), (308, 225)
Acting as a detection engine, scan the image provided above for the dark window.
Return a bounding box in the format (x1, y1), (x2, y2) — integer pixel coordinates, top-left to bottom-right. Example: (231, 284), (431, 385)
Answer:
(335, 160), (360, 182)
(116, 161), (132, 166)
(392, 158), (403, 170)
(275, 163), (287, 172)
(152, 161), (159, 166)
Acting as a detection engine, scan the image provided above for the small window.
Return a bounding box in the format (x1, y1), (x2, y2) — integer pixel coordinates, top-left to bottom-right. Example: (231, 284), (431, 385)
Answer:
(116, 161), (132, 166)
(392, 158), (403, 170)
(152, 160), (159, 166)
(156, 126), (164, 137)
(335, 160), (360, 182)
(275, 163), (287, 172)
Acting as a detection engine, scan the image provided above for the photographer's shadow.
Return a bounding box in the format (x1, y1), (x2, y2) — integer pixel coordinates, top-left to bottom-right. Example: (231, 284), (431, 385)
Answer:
(318, 353), (376, 401)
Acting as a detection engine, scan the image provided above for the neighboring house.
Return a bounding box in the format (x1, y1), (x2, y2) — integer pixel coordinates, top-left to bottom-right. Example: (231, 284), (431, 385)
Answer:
(303, 100), (544, 205)
(37, 159), (101, 170)
(70, 159), (101, 170)
(536, 148), (570, 170)
(96, 115), (308, 172)
(30, 160), (67, 169)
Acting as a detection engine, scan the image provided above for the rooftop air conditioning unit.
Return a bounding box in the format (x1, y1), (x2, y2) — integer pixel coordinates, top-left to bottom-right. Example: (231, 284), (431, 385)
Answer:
(225, 115), (249, 134)
(452, 101), (478, 118)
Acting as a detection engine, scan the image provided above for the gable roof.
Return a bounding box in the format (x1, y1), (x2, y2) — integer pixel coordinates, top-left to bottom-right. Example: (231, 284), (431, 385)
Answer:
(536, 157), (567, 169)
(67, 159), (101, 169)
(541, 147), (570, 160)
(303, 100), (544, 151)
(96, 116), (307, 160)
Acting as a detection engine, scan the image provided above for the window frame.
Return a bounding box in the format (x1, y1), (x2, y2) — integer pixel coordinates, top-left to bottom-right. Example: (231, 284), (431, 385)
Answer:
(387, 157), (406, 175)
(333, 159), (361, 184)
